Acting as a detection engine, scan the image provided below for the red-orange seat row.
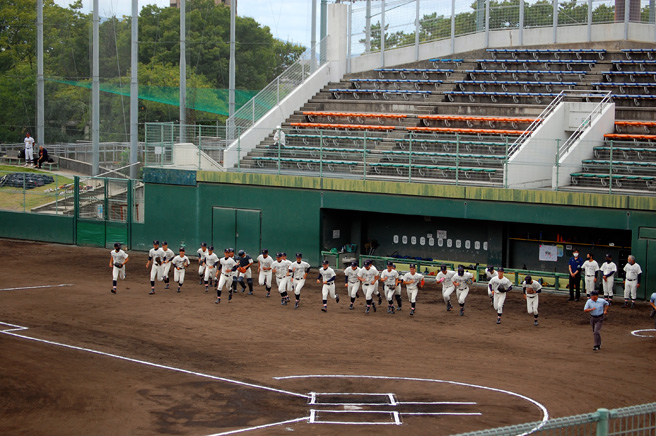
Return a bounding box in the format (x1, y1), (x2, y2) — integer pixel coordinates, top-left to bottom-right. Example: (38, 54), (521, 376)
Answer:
(303, 111), (407, 119)
(418, 115), (537, 123)
(604, 133), (656, 140)
(407, 127), (527, 135)
(290, 122), (396, 131)
(614, 121), (656, 127)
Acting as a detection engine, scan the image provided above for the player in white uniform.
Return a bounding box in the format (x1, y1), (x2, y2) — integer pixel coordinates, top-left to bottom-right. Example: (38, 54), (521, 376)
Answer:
(393, 264), (403, 310)
(203, 247), (220, 293)
(271, 252), (292, 305)
(344, 261), (361, 310)
(146, 240), (165, 295)
(236, 250), (255, 294)
(522, 275), (542, 326)
(281, 252), (294, 295)
(623, 255), (642, 308)
(160, 241), (175, 289)
(228, 248), (239, 294)
(436, 265), (457, 311)
(488, 267), (513, 324)
(380, 261), (400, 314)
(109, 242), (129, 294)
(216, 248), (238, 304)
(257, 249), (274, 297)
(289, 253), (311, 309)
(197, 242), (208, 285)
(582, 253), (600, 298)
(402, 264), (424, 316)
(171, 247), (190, 293)
(452, 265), (475, 316)
(357, 260), (379, 314)
(317, 260), (339, 312)
(600, 254), (617, 304)
(485, 266), (498, 306)
(23, 132), (35, 166)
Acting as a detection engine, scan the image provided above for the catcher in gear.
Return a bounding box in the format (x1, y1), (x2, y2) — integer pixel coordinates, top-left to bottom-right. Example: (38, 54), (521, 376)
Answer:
(236, 250), (255, 294)
(146, 240), (166, 295)
(109, 243), (129, 294)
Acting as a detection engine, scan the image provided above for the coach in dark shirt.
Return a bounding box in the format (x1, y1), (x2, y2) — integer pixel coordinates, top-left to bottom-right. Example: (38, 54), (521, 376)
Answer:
(568, 248), (584, 301)
(36, 145), (49, 169)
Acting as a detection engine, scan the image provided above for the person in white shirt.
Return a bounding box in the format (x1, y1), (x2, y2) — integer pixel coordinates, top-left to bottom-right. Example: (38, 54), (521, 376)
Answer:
(344, 261), (361, 310)
(289, 253), (311, 309)
(271, 252), (292, 305)
(581, 253), (600, 299)
(522, 275), (542, 326)
(171, 248), (190, 293)
(436, 265), (457, 312)
(197, 242), (209, 285)
(146, 240), (165, 295)
(216, 248), (238, 304)
(358, 260), (380, 314)
(273, 125), (286, 148)
(109, 243), (129, 294)
(380, 261), (400, 314)
(316, 260), (338, 312)
(203, 247), (220, 293)
(489, 268), (513, 324)
(485, 265), (498, 306)
(599, 254), (617, 304)
(24, 132), (35, 166)
(452, 266), (475, 316)
(161, 241), (175, 290)
(257, 249), (274, 297)
(402, 264), (424, 316)
(623, 255), (642, 309)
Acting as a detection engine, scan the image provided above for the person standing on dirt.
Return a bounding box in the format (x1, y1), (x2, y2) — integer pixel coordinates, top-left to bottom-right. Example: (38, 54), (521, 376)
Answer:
(568, 249), (584, 302)
(583, 290), (609, 351)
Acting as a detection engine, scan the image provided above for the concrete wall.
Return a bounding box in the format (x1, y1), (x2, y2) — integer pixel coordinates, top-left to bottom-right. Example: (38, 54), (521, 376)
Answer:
(172, 143), (223, 171)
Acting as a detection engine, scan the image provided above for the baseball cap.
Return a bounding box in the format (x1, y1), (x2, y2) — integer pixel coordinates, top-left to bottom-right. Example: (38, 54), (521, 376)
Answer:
(590, 290), (599, 296)
(224, 248), (230, 253)
(153, 240), (160, 245)
(525, 275), (532, 283)
(605, 253), (612, 258)
(458, 265), (464, 272)
(238, 250), (245, 256)
(201, 242), (207, 247)
(363, 259), (372, 266)
(114, 242), (121, 249)
(440, 264), (447, 271)
(276, 252), (282, 257)
(208, 246), (214, 251)
(282, 252), (287, 256)
(498, 267), (504, 272)
(350, 261), (358, 267)
(295, 252), (302, 258)
(262, 249), (268, 254)
(179, 247), (185, 251)
(487, 265), (494, 270)
(322, 259), (329, 265)
(387, 261), (394, 266)
(228, 247), (235, 253)
(162, 241), (168, 245)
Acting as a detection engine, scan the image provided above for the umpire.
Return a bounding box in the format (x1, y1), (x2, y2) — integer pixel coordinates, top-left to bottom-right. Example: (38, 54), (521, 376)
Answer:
(583, 291), (609, 351)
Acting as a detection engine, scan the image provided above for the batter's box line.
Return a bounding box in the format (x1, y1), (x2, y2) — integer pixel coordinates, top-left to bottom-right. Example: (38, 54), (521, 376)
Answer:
(309, 409), (402, 425)
(309, 392), (397, 406)
(0, 321), (29, 333)
(0, 284), (73, 292)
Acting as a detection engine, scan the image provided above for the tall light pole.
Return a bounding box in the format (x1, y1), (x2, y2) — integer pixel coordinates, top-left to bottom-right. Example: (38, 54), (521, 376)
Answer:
(92, 0), (100, 176)
(180, 0), (186, 142)
(130, 0), (139, 180)
(37, 0), (44, 147)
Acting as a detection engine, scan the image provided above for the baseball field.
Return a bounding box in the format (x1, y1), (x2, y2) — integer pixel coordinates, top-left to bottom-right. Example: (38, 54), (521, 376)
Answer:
(0, 239), (653, 436)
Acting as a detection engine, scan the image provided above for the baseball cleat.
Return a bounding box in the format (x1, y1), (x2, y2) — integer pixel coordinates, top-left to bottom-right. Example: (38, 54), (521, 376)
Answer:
(215, 298), (220, 304)
(365, 306), (370, 314)
(321, 306), (327, 312)
(387, 306), (392, 314)
(281, 299), (287, 306)
(496, 318), (501, 324)
(534, 320), (538, 326)
(149, 290), (155, 295)
(460, 308), (464, 316)
(593, 346), (599, 351)
(294, 301), (299, 309)
(397, 306), (402, 311)
(390, 306), (395, 314)
(446, 302), (452, 311)
(631, 302), (635, 309)
(248, 291), (253, 295)
(410, 308), (415, 316)
(266, 292), (270, 298)
(177, 288), (181, 293)
(228, 292), (233, 301)
(165, 284), (169, 290)
(372, 302), (377, 312)
(378, 295), (382, 305)
(349, 304), (354, 310)
(110, 288), (116, 294)
(335, 295), (339, 303)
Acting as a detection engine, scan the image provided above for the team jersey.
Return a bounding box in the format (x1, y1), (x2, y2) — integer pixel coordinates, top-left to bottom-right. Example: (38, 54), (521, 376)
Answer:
(148, 247), (165, 261)
(197, 248), (208, 262)
(436, 270), (457, 288)
(272, 259), (292, 279)
(582, 260), (600, 276)
(453, 271), (473, 289)
(489, 276), (513, 293)
(485, 270), (498, 281)
(289, 260), (311, 280)
(24, 136), (34, 149)
(110, 249), (128, 265)
(205, 252), (220, 268)
(219, 256), (238, 275)
(257, 254), (274, 271)
(522, 280), (542, 295)
(624, 262), (642, 281)
(344, 266), (361, 284)
(238, 254), (254, 269)
(171, 255), (190, 269)
(600, 261), (617, 278)
(162, 248), (175, 262)
(357, 266), (379, 285)
(380, 269), (399, 288)
(317, 267), (336, 284)
(403, 272), (424, 291)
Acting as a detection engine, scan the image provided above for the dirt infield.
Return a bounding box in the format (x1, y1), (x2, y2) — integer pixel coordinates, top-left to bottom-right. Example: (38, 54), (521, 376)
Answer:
(0, 239), (654, 436)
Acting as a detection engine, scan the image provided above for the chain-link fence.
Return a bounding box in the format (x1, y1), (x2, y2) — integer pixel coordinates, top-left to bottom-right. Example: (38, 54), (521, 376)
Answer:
(0, 168), (73, 214)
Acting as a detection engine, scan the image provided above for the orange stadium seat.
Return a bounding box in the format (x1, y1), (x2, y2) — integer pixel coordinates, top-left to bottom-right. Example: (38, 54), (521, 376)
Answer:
(406, 127), (527, 135)
(614, 121), (656, 127)
(290, 122), (397, 131)
(418, 115), (537, 123)
(604, 133), (656, 140)
(303, 111), (407, 119)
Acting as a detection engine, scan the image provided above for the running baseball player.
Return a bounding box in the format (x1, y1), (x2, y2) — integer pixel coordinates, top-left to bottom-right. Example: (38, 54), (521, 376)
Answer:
(649, 291), (656, 329)
(522, 275), (542, 326)
(216, 248), (238, 304)
(281, 252), (294, 296)
(436, 265), (457, 312)
(161, 241), (175, 289)
(582, 253), (600, 299)
(109, 242), (128, 294)
(228, 248), (239, 295)
(623, 255), (642, 308)
(171, 247), (190, 293)
(485, 265), (498, 306)
(271, 252), (292, 305)
(236, 250), (255, 294)
(402, 264), (424, 316)
(146, 240), (165, 295)
(357, 260), (379, 314)
(203, 246), (220, 293)
(289, 253), (310, 309)
(197, 242), (208, 285)
(344, 261), (361, 310)
(393, 264), (403, 310)
(600, 254), (617, 304)
(488, 267), (513, 324)
(257, 249), (274, 297)
(316, 260), (338, 312)
(452, 265), (475, 316)
(380, 261), (400, 314)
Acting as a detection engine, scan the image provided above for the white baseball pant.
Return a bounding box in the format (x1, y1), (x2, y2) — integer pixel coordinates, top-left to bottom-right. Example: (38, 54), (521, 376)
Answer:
(456, 287), (469, 304)
(624, 280), (638, 300)
(112, 265), (125, 281)
(174, 267), (186, 284)
(321, 283), (336, 300)
(198, 264), (206, 277)
(347, 281), (360, 298)
(602, 276), (614, 297)
(442, 284), (455, 304)
(217, 273), (233, 292)
(275, 276), (288, 294)
(293, 278), (305, 295)
(363, 282), (377, 300)
(162, 262), (172, 279)
(526, 294), (538, 315)
(584, 276), (596, 294)
(204, 266), (217, 282)
(25, 147), (33, 162)
(259, 270), (272, 287)
(406, 287), (419, 303)
(384, 285), (396, 302)
(493, 291), (507, 314)
(395, 283), (402, 296)
(150, 264), (163, 281)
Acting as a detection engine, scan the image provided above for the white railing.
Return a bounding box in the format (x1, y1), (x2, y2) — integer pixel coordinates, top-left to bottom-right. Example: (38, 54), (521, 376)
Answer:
(506, 91), (566, 157)
(558, 90), (613, 157)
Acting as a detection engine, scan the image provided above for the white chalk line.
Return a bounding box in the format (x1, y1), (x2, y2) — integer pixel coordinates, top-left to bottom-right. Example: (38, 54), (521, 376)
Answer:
(275, 375), (549, 436)
(0, 283), (72, 292)
(631, 329), (656, 338)
(0, 322), (309, 400)
(311, 409), (401, 425)
(401, 412), (482, 416)
(204, 417), (310, 436)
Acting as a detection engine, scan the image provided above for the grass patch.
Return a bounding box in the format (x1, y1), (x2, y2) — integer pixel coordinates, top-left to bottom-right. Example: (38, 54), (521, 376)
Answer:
(0, 168), (74, 212)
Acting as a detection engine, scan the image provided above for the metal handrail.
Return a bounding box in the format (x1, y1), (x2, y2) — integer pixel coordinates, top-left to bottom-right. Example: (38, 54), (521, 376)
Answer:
(558, 90), (612, 157)
(506, 91), (565, 157)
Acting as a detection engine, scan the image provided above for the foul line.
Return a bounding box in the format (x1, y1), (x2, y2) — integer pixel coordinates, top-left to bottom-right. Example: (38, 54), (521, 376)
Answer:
(275, 374), (549, 436)
(0, 322), (309, 400)
(631, 329), (656, 338)
(204, 417), (310, 436)
(0, 284), (73, 292)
